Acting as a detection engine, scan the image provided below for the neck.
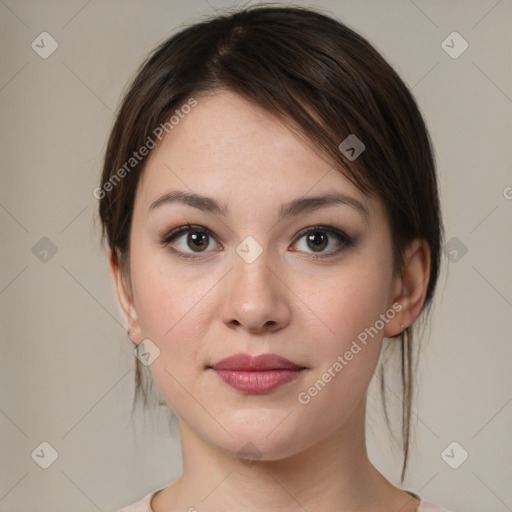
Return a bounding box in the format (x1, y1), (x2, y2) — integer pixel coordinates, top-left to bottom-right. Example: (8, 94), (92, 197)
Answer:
(153, 398), (414, 511)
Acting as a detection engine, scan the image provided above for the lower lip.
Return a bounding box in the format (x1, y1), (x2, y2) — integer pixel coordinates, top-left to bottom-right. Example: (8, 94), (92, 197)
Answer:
(211, 369), (303, 393)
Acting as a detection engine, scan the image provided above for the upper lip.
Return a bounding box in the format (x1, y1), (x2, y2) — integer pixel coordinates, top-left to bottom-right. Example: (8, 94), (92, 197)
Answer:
(209, 352), (304, 371)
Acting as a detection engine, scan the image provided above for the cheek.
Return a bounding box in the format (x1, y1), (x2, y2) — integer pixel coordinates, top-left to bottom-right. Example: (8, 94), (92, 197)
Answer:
(130, 242), (205, 363)
(131, 233), (204, 334)
(294, 285), (386, 439)
(302, 262), (391, 359)
(130, 259), (208, 410)
(293, 259), (392, 413)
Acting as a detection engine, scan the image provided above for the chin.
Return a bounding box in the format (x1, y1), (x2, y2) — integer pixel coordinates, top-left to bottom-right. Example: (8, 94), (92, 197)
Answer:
(200, 416), (318, 463)
(222, 435), (307, 463)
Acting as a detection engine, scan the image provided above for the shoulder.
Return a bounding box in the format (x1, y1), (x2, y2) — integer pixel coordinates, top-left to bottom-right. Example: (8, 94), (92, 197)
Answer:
(115, 491), (454, 512)
(115, 490), (157, 512)
(418, 498), (455, 511)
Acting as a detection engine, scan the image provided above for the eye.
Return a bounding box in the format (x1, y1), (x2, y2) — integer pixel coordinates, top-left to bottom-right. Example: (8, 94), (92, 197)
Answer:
(160, 223), (219, 259)
(292, 226), (356, 259)
(160, 223), (356, 261)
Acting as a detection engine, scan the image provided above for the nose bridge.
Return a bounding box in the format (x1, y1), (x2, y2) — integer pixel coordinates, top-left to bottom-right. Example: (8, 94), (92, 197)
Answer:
(233, 245), (275, 309)
(221, 239), (290, 332)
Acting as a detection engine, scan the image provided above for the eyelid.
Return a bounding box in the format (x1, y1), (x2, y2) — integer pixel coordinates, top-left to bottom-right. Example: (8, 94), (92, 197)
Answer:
(160, 223), (214, 245)
(291, 225), (356, 260)
(292, 225), (355, 245)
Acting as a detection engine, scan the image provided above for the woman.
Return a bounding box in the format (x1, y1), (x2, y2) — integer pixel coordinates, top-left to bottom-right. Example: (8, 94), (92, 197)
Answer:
(98, 5), (451, 511)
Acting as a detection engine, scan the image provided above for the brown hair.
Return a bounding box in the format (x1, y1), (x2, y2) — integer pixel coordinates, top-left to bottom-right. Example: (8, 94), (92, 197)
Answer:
(98, 4), (444, 483)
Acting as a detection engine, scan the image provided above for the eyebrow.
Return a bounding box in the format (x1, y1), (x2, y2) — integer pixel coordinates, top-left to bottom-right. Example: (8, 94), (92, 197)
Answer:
(148, 190), (369, 222)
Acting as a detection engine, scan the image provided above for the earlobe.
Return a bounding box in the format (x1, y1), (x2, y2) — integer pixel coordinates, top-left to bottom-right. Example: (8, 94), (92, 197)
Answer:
(108, 248), (143, 344)
(384, 238), (431, 338)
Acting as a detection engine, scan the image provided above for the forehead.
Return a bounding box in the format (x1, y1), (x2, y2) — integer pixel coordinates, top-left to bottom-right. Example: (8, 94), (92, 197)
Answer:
(136, 90), (381, 222)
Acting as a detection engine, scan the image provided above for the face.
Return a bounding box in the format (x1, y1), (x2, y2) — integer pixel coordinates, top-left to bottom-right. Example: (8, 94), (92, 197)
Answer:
(117, 90), (406, 460)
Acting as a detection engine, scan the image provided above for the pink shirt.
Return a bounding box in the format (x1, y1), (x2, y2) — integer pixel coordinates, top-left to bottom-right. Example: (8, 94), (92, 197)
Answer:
(116, 488), (454, 511)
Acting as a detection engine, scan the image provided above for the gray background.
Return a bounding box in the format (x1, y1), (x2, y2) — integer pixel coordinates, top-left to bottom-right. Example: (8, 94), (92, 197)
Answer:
(1, 0), (511, 511)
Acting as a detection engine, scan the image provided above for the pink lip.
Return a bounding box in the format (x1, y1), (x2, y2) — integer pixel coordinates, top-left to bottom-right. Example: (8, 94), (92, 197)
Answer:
(208, 353), (306, 394)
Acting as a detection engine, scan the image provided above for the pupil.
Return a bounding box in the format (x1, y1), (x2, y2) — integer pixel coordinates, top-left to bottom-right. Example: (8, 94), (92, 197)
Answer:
(188, 232), (208, 251)
(307, 232), (327, 251)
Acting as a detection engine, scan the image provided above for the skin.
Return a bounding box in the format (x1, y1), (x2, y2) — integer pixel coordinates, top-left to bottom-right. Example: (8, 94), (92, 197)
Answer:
(109, 90), (431, 512)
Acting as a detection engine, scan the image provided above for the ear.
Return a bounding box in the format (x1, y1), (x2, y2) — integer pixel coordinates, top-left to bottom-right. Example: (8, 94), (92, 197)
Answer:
(384, 238), (431, 338)
(108, 248), (143, 345)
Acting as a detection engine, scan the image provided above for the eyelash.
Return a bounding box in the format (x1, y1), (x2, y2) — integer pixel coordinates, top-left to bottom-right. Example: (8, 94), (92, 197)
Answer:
(159, 222), (356, 261)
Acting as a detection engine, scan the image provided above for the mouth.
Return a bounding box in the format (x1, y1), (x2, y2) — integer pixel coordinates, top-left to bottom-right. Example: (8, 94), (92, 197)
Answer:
(207, 352), (307, 394)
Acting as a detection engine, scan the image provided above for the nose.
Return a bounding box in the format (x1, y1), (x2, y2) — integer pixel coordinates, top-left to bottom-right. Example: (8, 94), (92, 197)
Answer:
(220, 248), (291, 334)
